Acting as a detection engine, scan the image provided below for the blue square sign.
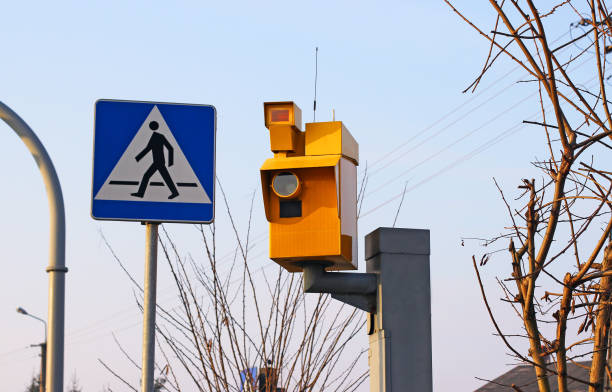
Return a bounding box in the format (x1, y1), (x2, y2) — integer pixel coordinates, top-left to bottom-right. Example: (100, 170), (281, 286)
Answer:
(91, 99), (216, 223)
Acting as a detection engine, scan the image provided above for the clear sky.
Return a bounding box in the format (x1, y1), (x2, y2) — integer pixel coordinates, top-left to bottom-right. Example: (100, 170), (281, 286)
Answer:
(0, 1), (604, 391)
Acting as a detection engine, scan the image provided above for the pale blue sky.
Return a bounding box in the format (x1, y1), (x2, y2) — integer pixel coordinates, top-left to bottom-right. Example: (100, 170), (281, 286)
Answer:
(0, 1), (604, 391)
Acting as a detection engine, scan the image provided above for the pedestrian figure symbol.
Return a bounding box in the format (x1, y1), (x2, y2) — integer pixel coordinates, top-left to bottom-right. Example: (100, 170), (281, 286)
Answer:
(94, 105), (212, 205)
(131, 120), (179, 199)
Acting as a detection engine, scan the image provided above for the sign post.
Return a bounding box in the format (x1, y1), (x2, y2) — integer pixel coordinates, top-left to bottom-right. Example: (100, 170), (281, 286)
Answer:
(141, 222), (159, 392)
(92, 99), (216, 391)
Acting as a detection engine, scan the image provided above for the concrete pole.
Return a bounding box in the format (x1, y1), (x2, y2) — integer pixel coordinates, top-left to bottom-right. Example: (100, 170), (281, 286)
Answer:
(365, 227), (432, 392)
(40, 343), (47, 392)
(141, 223), (159, 392)
(0, 102), (66, 392)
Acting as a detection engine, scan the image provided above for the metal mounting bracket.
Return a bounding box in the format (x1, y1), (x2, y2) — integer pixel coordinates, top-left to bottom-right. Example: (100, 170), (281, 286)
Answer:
(302, 263), (377, 313)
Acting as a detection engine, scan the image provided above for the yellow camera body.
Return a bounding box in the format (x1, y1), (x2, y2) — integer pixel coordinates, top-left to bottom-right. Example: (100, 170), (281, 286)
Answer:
(260, 102), (359, 272)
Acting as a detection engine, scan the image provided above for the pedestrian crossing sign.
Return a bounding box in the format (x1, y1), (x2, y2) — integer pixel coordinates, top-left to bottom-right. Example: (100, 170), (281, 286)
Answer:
(91, 99), (216, 223)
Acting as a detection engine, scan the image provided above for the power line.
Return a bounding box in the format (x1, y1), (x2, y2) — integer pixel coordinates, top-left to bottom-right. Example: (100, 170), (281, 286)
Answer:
(359, 122), (526, 219)
(363, 53), (593, 204)
(361, 74), (599, 219)
(0, 345), (30, 359)
(361, 29), (572, 176)
(65, 234), (269, 344)
(364, 87), (539, 201)
(364, 66), (520, 176)
(66, 229), (268, 340)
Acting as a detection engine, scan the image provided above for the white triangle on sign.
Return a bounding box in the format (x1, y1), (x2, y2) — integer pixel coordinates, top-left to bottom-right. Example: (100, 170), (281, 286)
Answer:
(95, 105), (212, 204)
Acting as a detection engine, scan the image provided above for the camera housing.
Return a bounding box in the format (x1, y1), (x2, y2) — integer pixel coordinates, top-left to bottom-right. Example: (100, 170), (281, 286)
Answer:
(261, 102), (359, 272)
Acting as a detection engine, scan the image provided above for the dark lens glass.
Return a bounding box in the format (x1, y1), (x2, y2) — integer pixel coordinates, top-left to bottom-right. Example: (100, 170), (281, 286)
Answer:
(279, 200), (302, 218)
(273, 172), (298, 197)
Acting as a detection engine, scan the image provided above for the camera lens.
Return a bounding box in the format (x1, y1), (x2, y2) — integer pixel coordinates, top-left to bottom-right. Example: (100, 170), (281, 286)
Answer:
(272, 172), (299, 198)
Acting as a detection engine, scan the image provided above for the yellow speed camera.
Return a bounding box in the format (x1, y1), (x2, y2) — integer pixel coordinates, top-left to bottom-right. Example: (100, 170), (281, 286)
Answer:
(260, 101), (359, 272)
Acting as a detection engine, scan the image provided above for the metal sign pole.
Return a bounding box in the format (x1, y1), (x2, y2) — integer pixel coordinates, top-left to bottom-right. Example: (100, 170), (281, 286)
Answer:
(0, 102), (67, 392)
(141, 223), (159, 392)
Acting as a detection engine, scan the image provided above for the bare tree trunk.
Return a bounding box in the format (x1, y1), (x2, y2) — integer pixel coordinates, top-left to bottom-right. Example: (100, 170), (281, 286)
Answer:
(590, 243), (612, 392)
(556, 274), (573, 392)
(445, 2), (612, 391)
(525, 303), (552, 392)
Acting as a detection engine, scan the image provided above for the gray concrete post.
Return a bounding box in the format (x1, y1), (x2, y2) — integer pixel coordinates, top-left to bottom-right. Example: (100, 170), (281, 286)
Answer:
(365, 227), (432, 392)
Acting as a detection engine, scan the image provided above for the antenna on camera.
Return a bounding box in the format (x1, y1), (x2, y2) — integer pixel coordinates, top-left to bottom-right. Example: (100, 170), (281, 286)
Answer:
(313, 47), (318, 122)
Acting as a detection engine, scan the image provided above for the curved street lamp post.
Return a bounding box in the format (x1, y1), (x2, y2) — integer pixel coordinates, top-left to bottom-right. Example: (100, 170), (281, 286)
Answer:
(0, 102), (66, 392)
